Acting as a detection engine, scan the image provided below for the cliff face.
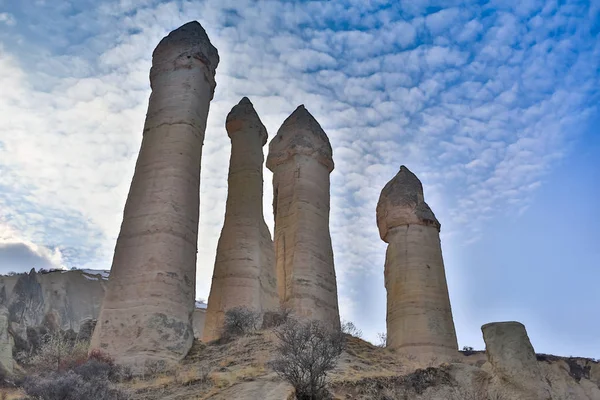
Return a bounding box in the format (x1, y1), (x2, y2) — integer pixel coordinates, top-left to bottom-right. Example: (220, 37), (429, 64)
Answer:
(0, 269), (208, 345)
(0, 269), (109, 341)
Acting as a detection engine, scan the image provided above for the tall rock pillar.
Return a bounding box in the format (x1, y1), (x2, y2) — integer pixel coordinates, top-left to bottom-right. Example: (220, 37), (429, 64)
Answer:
(266, 105), (340, 329)
(376, 166), (457, 361)
(203, 97), (278, 341)
(0, 300), (13, 375)
(90, 21), (219, 368)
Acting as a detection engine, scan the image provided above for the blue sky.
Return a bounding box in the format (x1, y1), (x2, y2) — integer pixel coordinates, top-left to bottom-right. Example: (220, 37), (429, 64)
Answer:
(0, 0), (598, 357)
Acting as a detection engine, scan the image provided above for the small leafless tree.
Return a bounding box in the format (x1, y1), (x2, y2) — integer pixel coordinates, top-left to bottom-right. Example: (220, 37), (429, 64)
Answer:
(270, 319), (345, 400)
(341, 320), (362, 338)
(29, 331), (88, 373)
(221, 306), (260, 339)
(376, 332), (387, 348)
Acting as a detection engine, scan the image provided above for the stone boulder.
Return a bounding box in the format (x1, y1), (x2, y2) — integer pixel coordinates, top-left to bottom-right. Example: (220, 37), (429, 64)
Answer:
(482, 321), (552, 400)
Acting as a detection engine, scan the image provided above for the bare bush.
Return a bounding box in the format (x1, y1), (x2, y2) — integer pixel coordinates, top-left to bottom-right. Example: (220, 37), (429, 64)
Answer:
(376, 332), (387, 348)
(341, 320), (362, 338)
(0, 364), (8, 388)
(262, 307), (292, 329)
(21, 370), (130, 400)
(28, 331), (88, 373)
(270, 319), (345, 400)
(142, 359), (169, 378)
(221, 306), (260, 339)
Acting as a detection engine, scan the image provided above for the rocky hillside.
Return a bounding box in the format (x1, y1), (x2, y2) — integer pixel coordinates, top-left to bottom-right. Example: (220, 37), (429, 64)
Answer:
(0, 269), (108, 337)
(111, 329), (599, 400)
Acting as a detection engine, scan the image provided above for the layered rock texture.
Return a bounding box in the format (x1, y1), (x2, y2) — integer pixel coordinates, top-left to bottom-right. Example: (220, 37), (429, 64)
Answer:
(0, 304), (13, 374)
(266, 105), (340, 328)
(203, 98), (278, 341)
(90, 21), (219, 368)
(0, 269), (107, 341)
(192, 307), (206, 340)
(482, 321), (553, 400)
(376, 166), (458, 361)
(114, 323), (599, 400)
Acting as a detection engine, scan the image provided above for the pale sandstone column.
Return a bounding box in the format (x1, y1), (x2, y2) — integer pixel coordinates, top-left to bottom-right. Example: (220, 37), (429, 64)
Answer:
(482, 322), (552, 400)
(203, 98), (278, 341)
(90, 21), (219, 368)
(266, 105), (340, 329)
(0, 304), (13, 374)
(376, 166), (457, 361)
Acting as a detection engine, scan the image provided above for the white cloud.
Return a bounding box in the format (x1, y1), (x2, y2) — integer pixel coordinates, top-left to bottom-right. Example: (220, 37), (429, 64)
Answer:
(0, 0), (598, 355)
(0, 13), (16, 26)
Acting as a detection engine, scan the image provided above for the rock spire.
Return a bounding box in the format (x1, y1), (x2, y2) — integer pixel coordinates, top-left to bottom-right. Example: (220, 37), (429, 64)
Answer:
(203, 97), (278, 341)
(376, 166), (457, 361)
(90, 21), (219, 368)
(266, 105), (340, 328)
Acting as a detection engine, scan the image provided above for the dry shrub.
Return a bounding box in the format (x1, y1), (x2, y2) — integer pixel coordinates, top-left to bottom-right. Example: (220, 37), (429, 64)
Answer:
(141, 359), (170, 379)
(20, 349), (131, 400)
(270, 319), (345, 400)
(21, 370), (130, 400)
(403, 367), (452, 394)
(262, 307), (292, 329)
(341, 321), (362, 338)
(27, 331), (88, 373)
(0, 364), (9, 388)
(376, 332), (387, 348)
(220, 307), (260, 340)
(174, 364), (211, 386)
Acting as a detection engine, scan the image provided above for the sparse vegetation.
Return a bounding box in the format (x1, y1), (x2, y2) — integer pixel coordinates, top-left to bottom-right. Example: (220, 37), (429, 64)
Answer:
(142, 359), (169, 379)
(331, 365), (453, 398)
(220, 306), (260, 340)
(25, 330), (88, 373)
(270, 319), (345, 400)
(341, 320), (362, 338)
(18, 348), (131, 400)
(461, 345), (475, 356)
(261, 306), (292, 329)
(0, 365), (8, 388)
(21, 370), (130, 400)
(37, 268), (64, 274)
(376, 332), (387, 348)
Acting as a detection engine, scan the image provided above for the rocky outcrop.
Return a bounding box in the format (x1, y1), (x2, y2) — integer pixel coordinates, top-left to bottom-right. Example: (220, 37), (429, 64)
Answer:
(482, 321), (552, 400)
(376, 166), (458, 362)
(193, 308), (206, 340)
(0, 304), (13, 374)
(0, 269), (107, 342)
(203, 98), (278, 341)
(266, 105), (340, 328)
(90, 21), (219, 369)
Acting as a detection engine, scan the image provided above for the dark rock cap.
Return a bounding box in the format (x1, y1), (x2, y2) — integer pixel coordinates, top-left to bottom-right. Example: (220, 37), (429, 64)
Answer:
(266, 105), (334, 172)
(225, 97), (268, 145)
(376, 166), (440, 241)
(151, 21), (220, 92)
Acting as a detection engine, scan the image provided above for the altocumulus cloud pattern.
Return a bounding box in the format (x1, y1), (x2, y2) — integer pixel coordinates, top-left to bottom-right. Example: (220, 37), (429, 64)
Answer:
(0, 0), (598, 349)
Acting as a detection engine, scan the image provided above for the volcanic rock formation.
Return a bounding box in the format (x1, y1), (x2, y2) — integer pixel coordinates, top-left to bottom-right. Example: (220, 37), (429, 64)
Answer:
(376, 166), (458, 361)
(482, 321), (553, 400)
(203, 97), (278, 341)
(266, 105), (340, 328)
(90, 21), (219, 368)
(0, 269), (107, 340)
(0, 303), (12, 374)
